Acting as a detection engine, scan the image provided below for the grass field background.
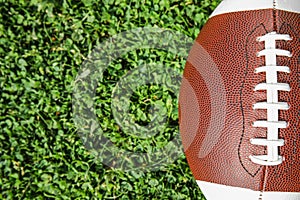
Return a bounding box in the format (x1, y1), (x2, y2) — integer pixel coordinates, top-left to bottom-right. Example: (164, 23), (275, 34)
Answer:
(1, 0), (221, 199)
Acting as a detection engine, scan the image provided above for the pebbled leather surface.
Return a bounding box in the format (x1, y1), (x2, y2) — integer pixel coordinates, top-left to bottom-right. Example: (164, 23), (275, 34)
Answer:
(179, 9), (300, 193)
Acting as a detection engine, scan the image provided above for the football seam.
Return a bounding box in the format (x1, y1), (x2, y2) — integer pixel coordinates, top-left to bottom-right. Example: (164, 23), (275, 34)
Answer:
(238, 23), (268, 178)
(273, 0), (278, 31)
(239, 20), (299, 194)
(277, 22), (300, 174)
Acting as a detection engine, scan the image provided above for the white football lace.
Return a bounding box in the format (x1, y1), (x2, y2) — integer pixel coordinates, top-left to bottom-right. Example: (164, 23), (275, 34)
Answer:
(250, 32), (292, 166)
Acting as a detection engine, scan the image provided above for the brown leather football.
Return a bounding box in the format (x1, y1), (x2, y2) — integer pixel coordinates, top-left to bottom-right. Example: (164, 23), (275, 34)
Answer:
(179, 0), (300, 199)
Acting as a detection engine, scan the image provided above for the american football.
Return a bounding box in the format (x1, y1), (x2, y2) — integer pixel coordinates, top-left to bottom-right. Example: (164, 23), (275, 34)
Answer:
(179, 0), (300, 199)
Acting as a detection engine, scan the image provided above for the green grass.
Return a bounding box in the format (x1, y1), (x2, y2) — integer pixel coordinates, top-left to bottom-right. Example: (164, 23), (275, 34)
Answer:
(0, 0), (221, 199)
